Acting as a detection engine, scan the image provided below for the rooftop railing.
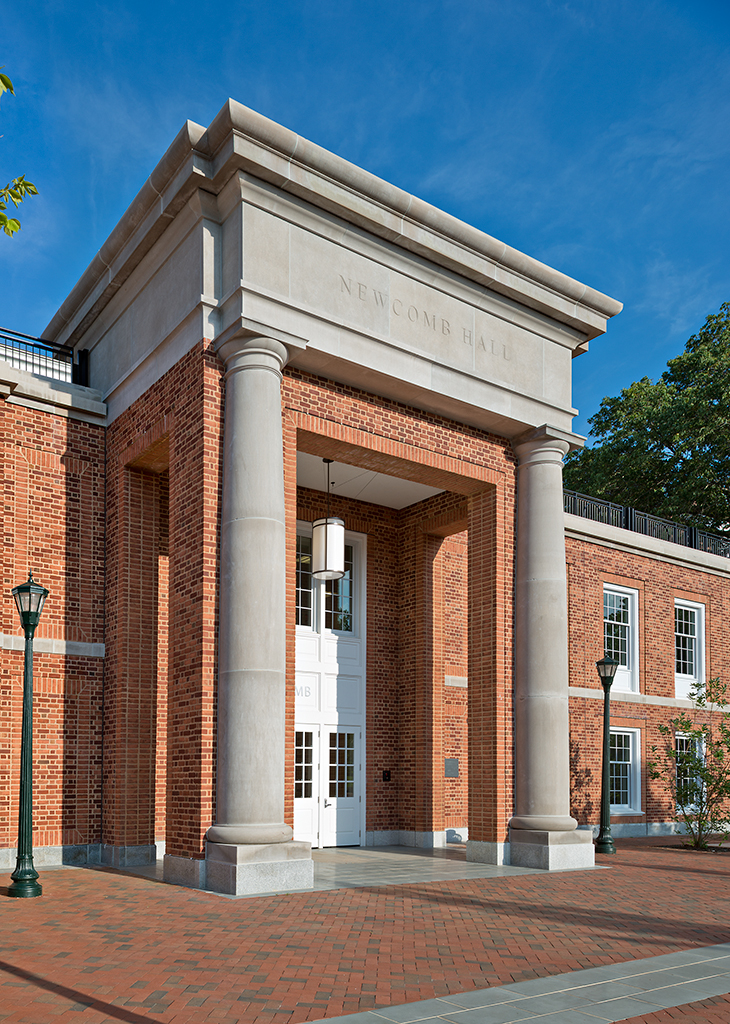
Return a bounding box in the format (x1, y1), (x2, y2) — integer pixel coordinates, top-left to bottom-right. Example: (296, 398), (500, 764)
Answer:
(0, 328), (88, 387)
(564, 488), (730, 559)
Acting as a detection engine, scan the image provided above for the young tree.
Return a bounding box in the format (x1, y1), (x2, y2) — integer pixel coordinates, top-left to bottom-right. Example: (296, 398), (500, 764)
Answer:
(564, 304), (730, 536)
(648, 678), (730, 849)
(1, 68), (38, 237)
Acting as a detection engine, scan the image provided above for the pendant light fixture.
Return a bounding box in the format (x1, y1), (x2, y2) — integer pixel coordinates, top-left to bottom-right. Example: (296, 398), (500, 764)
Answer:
(312, 459), (345, 581)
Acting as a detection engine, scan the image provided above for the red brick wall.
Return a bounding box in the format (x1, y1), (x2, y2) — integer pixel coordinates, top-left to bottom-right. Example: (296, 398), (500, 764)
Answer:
(396, 497), (472, 836)
(467, 486), (513, 844)
(155, 476), (169, 842)
(105, 342), (222, 859)
(0, 400), (105, 851)
(442, 532), (468, 828)
(567, 535), (730, 827)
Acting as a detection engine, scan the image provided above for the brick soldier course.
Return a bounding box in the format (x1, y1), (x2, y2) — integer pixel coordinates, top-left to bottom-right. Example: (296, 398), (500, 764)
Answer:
(2, 840), (730, 1023)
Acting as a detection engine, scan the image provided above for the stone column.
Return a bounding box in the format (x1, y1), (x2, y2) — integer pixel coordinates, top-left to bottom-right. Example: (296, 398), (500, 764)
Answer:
(205, 333), (313, 894)
(509, 425), (594, 870)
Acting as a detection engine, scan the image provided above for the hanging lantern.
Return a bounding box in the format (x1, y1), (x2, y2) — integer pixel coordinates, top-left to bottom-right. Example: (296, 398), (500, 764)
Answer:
(312, 459), (345, 580)
(312, 517), (345, 580)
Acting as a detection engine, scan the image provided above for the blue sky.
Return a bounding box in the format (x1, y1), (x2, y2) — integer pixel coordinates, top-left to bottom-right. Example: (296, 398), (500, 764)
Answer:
(2, 0), (729, 436)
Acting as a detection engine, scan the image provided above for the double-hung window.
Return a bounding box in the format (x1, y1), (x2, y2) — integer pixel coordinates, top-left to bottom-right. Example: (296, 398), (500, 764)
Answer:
(674, 600), (705, 699)
(609, 728), (641, 813)
(675, 733), (703, 809)
(603, 584), (639, 692)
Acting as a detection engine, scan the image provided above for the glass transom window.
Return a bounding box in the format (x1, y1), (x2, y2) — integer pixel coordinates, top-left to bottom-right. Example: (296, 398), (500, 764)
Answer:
(296, 535), (313, 627)
(325, 544), (354, 632)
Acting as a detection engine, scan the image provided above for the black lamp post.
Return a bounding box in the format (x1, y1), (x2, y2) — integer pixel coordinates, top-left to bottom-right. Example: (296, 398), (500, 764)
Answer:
(595, 654), (619, 856)
(8, 571), (49, 898)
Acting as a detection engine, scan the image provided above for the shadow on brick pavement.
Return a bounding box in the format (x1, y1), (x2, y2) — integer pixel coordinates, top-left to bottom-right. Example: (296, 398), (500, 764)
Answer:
(1, 837), (730, 1024)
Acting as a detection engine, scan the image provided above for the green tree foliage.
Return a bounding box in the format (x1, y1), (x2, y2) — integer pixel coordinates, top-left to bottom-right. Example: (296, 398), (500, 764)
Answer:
(1, 69), (38, 237)
(564, 304), (730, 535)
(648, 679), (730, 849)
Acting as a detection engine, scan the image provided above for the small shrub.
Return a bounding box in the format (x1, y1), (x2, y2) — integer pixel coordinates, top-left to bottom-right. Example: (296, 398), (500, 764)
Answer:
(648, 678), (730, 849)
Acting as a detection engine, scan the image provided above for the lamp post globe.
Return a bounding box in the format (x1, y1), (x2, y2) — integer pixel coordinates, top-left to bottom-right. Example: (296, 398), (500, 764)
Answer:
(8, 571), (49, 898)
(595, 654), (619, 856)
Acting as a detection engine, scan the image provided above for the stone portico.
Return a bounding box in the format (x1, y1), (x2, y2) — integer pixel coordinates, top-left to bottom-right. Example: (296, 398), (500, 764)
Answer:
(42, 100), (621, 892)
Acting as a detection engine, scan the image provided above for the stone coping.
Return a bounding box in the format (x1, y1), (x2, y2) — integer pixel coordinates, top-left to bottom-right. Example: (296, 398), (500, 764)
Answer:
(0, 360), (106, 423)
(565, 512), (730, 577)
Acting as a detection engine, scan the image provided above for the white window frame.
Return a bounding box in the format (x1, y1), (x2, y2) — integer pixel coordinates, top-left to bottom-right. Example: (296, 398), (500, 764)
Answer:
(295, 530), (316, 632)
(675, 731), (704, 812)
(674, 599), (705, 700)
(609, 727), (642, 814)
(603, 584), (639, 693)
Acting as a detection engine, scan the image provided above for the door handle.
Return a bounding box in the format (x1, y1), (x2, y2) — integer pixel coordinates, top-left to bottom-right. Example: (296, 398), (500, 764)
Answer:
(324, 800), (331, 807)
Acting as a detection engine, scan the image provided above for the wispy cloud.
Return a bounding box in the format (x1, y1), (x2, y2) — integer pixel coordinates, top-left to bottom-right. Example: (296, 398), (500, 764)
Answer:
(635, 255), (726, 340)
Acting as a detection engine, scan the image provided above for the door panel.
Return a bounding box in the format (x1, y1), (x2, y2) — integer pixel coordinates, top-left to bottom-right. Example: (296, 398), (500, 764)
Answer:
(321, 730), (360, 847)
(293, 728), (318, 847)
(322, 673), (362, 714)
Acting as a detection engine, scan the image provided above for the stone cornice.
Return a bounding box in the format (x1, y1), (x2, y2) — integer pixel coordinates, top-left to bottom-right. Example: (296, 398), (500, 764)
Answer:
(45, 101), (622, 350)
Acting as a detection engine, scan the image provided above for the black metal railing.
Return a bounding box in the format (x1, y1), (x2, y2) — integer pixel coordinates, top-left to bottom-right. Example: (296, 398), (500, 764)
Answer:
(564, 489), (730, 559)
(0, 328), (88, 386)
(562, 490), (624, 528)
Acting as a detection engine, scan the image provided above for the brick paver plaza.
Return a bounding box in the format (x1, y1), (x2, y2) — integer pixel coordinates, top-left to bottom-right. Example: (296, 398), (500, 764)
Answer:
(2, 839), (730, 1024)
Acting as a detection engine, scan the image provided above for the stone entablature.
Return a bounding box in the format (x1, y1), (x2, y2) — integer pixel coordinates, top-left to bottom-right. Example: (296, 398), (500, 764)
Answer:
(42, 100), (620, 439)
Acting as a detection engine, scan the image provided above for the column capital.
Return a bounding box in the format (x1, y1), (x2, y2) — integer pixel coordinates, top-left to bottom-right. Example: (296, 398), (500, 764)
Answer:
(214, 330), (289, 379)
(512, 424), (583, 464)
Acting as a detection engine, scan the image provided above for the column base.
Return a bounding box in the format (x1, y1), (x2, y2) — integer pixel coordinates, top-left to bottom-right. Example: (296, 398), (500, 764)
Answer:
(508, 828), (595, 870)
(205, 841), (313, 895)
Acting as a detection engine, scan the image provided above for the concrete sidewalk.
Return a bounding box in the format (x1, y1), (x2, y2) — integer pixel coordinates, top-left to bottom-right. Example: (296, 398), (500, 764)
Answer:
(2, 839), (730, 1023)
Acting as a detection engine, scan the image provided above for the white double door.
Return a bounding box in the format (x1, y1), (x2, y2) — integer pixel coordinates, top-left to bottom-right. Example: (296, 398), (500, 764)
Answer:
(294, 529), (365, 848)
(294, 724), (362, 846)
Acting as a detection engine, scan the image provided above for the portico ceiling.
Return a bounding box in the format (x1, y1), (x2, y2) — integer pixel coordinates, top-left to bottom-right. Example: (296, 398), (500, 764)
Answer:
(296, 452), (443, 510)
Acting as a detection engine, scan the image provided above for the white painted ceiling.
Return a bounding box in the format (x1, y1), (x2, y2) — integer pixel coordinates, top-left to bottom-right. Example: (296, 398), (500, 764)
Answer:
(296, 452), (443, 510)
